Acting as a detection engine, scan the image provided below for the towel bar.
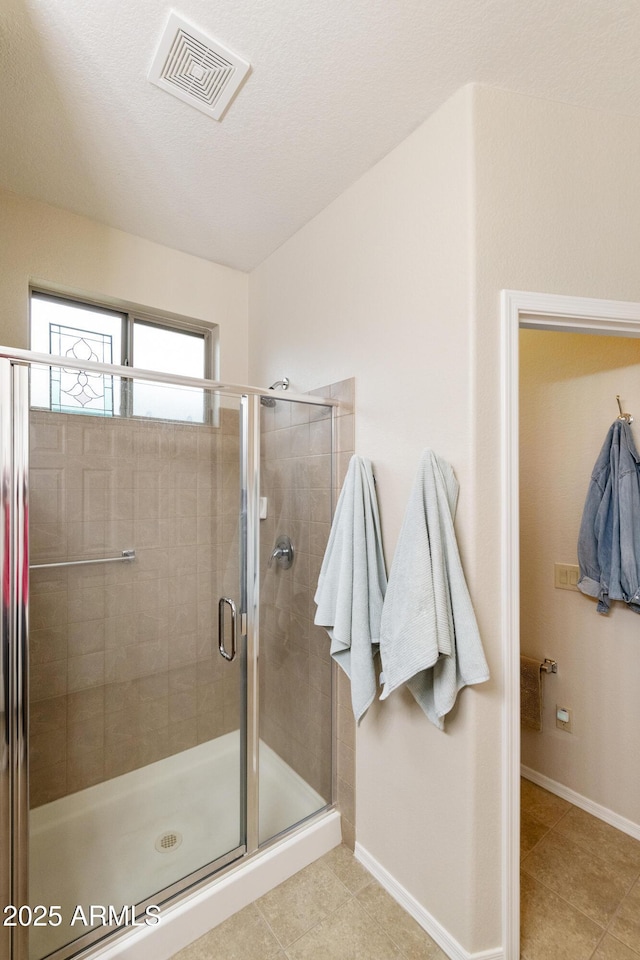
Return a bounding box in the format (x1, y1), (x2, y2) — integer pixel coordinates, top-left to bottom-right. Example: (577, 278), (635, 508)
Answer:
(540, 658), (557, 674)
(30, 549), (136, 570)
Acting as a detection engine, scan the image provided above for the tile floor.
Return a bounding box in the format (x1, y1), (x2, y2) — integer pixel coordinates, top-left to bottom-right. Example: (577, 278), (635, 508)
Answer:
(169, 844), (448, 960)
(169, 780), (640, 960)
(521, 778), (640, 960)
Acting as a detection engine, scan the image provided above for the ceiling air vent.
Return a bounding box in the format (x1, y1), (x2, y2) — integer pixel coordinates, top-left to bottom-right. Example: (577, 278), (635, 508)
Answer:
(149, 12), (251, 121)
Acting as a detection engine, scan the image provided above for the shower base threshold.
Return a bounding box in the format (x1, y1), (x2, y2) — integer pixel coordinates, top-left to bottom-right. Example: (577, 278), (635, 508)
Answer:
(29, 732), (331, 960)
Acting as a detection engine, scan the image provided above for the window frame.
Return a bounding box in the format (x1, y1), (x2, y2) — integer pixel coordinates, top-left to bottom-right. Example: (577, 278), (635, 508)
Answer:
(29, 285), (219, 422)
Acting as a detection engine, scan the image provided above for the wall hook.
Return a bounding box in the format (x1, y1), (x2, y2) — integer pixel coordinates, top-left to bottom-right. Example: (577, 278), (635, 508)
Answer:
(616, 396), (633, 424)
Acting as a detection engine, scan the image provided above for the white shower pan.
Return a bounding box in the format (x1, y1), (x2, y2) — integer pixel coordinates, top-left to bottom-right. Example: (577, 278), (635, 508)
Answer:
(29, 732), (336, 960)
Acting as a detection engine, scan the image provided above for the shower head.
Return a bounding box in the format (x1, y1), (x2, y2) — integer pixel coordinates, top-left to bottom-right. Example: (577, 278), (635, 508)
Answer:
(260, 377), (290, 407)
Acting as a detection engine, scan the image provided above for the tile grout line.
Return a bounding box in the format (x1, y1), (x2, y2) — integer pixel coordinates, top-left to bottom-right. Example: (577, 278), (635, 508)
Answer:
(522, 785), (640, 959)
(561, 811), (640, 919)
(278, 891), (360, 957)
(585, 925), (610, 960)
(551, 815), (640, 884)
(251, 900), (292, 956)
(601, 873), (640, 957)
(551, 805), (572, 828)
(253, 862), (358, 956)
(354, 883), (415, 960)
(523, 862), (640, 957)
(520, 823), (553, 865)
(524, 817), (640, 906)
(521, 869), (608, 932)
(588, 928), (640, 960)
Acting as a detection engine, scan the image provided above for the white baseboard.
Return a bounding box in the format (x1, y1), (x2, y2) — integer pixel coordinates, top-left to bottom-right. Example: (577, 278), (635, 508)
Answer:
(354, 843), (503, 960)
(521, 765), (640, 842)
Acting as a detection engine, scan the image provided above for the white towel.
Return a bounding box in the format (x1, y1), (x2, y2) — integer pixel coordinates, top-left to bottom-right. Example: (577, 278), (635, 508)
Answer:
(314, 455), (387, 723)
(379, 450), (489, 729)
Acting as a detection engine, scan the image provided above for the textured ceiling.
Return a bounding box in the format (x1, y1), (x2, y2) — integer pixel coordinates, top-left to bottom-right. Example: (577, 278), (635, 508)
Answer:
(1, 0), (639, 271)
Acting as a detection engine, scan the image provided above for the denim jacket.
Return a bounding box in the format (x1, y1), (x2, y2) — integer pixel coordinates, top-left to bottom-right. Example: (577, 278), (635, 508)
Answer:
(577, 419), (640, 614)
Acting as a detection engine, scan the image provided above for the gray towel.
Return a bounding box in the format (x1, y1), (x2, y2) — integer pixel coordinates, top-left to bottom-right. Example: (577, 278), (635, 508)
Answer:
(314, 455), (387, 723)
(520, 656), (542, 731)
(379, 450), (489, 729)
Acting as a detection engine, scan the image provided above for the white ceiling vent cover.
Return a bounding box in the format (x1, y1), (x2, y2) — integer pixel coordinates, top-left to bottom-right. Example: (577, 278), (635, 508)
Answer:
(149, 12), (251, 121)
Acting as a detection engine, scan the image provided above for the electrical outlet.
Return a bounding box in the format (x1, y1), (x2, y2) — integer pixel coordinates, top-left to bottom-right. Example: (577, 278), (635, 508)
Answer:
(554, 563), (580, 591)
(556, 705), (572, 733)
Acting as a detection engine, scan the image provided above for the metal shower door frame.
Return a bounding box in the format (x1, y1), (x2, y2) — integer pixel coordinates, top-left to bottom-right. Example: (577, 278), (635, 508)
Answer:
(0, 359), (30, 960)
(242, 394), (261, 855)
(0, 359), (13, 960)
(0, 347), (337, 960)
(0, 359), (11, 960)
(1, 359), (255, 960)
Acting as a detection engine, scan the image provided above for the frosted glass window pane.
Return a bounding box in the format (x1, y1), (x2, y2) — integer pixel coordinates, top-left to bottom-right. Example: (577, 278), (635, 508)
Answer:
(132, 322), (205, 421)
(133, 323), (204, 377)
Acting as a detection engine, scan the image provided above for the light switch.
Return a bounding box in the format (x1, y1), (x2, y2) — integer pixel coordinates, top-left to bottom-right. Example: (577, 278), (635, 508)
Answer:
(554, 563), (580, 591)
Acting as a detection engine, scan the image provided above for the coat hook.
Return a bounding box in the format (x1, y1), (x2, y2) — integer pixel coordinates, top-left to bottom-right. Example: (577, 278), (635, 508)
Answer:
(616, 396), (633, 424)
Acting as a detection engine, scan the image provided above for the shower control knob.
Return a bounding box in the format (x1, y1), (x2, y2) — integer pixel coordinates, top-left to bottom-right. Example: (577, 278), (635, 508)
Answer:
(268, 535), (294, 570)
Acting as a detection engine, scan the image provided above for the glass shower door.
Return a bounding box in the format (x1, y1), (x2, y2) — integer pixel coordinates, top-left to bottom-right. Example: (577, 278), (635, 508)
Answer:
(20, 362), (247, 960)
(258, 394), (334, 844)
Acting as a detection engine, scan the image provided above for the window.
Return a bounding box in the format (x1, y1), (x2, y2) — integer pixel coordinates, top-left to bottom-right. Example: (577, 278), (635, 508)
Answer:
(30, 290), (217, 422)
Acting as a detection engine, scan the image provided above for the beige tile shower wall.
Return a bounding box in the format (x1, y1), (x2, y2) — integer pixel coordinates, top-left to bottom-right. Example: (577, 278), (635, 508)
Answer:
(259, 396), (332, 802)
(29, 405), (242, 807)
(259, 378), (355, 842)
(218, 406), (242, 733)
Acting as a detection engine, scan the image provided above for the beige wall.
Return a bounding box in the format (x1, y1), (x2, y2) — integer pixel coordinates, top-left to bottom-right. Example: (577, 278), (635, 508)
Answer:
(0, 189), (248, 382)
(250, 83), (640, 954)
(472, 86), (640, 950)
(520, 330), (640, 822)
(249, 86), (497, 951)
(8, 77), (640, 955)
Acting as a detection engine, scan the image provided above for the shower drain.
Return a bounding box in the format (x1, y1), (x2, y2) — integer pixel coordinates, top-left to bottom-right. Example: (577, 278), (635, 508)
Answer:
(155, 830), (183, 853)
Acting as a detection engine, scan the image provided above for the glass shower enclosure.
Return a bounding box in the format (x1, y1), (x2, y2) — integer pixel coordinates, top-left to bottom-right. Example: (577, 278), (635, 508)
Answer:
(0, 350), (335, 960)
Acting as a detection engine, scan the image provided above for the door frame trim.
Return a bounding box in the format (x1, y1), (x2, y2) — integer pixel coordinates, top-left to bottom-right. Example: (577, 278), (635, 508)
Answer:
(500, 289), (640, 959)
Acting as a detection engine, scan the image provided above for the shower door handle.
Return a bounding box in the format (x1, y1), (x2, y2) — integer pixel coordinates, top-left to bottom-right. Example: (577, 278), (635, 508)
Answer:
(218, 597), (237, 662)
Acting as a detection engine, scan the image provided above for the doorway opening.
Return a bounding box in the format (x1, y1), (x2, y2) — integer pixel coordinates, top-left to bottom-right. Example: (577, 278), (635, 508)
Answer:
(501, 290), (640, 959)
